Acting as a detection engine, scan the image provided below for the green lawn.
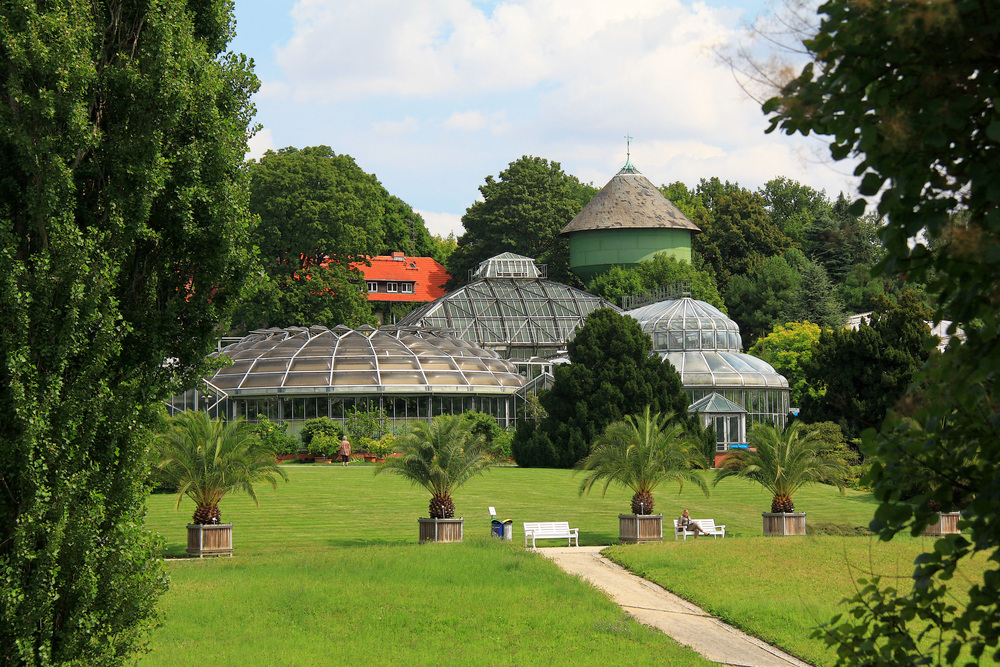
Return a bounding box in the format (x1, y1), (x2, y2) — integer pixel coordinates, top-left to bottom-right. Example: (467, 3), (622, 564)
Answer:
(140, 465), (991, 666)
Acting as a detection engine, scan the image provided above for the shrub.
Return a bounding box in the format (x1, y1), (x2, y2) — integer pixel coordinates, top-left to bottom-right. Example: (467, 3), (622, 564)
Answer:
(301, 417), (343, 447)
(250, 415), (299, 455)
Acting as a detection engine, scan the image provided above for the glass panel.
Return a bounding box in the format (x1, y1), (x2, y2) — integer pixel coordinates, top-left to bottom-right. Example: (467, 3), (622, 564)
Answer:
(240, 373), (286, 389)
(290, 358), (332, 372)
(251, 359), (290, 373)
(333, 358), (376, 371)
(331, 371), (380, 386)
(284, 372), (329, 387)
(379, 372), (424, 385)
(424, 371), (468, 385)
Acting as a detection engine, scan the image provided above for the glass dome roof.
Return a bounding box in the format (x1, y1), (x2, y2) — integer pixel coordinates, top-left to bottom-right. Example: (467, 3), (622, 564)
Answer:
(204, 325), (526, 396)
(626, 298), (787, 390)
(626, 297), (742, 352)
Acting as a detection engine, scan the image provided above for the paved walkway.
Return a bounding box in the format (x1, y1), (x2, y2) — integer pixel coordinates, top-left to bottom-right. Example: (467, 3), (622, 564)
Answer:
(537, 546), (813, 667)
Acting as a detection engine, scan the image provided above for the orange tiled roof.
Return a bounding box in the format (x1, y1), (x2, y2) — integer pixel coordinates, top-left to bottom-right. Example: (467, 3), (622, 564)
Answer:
(350, 253), (450, 302)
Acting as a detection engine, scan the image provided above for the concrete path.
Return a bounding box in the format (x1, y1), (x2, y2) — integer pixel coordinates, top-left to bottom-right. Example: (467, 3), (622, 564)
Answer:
(537, 546), (813, 667)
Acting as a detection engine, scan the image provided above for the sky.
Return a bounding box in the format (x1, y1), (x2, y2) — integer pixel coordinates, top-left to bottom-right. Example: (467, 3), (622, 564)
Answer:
(232, 0), (857, 239)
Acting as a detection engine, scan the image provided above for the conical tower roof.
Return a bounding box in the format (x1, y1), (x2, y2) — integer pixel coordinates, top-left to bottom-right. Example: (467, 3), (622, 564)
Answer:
(560, 164), (701, 235)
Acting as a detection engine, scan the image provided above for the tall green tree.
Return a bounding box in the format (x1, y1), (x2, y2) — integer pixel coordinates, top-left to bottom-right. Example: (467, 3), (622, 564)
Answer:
(695, 190), (794, 290)
(0, 1), (257, 664)
(792, 260), (844, 329)
(758, 176), (831, 245)
(234, 145), (432, 331)
(766, 1), (1000, 658)
(446, 156), (596, 288)
(724, 254), (802, 348)
(801, 293), (935, 439)
(512, 309), (690, 468)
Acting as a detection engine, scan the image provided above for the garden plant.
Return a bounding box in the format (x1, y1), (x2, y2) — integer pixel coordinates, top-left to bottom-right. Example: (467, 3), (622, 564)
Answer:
(713, 421), (849, 514)
(154, 411), (289, 525)
(578, 407), (709, 515)
(375, 414), (493, 519)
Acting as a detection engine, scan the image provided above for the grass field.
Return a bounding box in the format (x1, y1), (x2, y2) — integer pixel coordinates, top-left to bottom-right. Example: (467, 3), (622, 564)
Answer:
(139, 465), (992, 666)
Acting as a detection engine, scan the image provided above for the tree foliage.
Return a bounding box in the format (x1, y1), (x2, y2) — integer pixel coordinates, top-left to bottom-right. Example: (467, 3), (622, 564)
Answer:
(0, 1), (257, 663)
(512, 309), (690, 468)
(801, 293), (935, 439)
(748, 321), (824, 409)
(446, 156), (596, 288)
(587, 253), (725, 310)
(767, 1), (1000, 659)
(234, 146), (432, 331)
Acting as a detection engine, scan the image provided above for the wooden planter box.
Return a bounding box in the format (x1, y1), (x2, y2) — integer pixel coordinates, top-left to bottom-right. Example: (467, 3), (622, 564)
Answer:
(763, 512), (807, 536)
(314, 457), (332, 464)
(619, 514), (663, 543)
(924, 512), (961, 535)
(418, 517), (464, 544)
(187, 523), (233, 557)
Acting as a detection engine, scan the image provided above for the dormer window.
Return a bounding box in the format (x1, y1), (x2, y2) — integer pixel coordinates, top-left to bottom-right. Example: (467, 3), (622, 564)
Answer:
(401, 283), (414, 294)
(367, 281), (378, 292)
(387, 282), (398, 293)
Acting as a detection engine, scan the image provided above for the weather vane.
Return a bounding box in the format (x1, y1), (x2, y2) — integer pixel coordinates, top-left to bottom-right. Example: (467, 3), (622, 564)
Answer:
(625, 133), (633, 161)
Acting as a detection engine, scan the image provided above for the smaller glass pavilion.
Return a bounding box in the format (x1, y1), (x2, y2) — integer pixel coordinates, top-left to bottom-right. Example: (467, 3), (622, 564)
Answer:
(167, 325), (526, 429)
(688, 393), (748, 453)
(626, 297), (790, 426)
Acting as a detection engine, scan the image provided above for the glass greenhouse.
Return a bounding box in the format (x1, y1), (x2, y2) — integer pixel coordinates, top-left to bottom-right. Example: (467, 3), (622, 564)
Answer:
(626, 297), (790, 427)
(399, 253), (618, 363)
(167, 325), (525, 429)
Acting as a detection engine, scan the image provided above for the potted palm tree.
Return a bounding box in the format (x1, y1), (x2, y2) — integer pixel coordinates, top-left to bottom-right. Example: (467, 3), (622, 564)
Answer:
(154, 411), (289, 556)
(579, 407), (709, 543)
(713, 421), (849, 536)
(375, 415), (493, 543)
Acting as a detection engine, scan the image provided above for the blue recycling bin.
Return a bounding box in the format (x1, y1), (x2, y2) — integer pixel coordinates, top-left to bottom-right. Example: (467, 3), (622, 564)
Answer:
(491, 519), (503, 538)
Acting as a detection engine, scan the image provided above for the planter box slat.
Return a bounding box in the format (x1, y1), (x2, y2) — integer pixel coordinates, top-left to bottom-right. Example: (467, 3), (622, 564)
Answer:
(762, 512), (806, 536)
(924, 512), (961, 535)
(619, 514), (663, 543)
(187, 523), (233, 557)
(418, 517), (463, 543)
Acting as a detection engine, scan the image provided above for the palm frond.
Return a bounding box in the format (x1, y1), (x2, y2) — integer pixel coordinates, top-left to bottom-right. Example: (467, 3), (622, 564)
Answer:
(578, 406), (709, 510)
(375, 415), (493, 506)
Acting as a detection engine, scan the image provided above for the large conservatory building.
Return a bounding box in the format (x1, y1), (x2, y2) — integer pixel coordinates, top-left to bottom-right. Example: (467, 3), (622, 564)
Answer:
(625, 296), (790, 434)
(167, 325), (526, 430)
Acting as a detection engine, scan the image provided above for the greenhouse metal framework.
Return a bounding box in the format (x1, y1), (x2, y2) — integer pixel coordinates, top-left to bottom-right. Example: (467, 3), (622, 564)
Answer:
(400, 253), (618, 361)
(626, 297), (790, 427)
(167, 325), (525, 429)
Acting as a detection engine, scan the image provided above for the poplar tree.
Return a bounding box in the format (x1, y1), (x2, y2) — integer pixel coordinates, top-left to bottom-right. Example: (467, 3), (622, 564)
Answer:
(0, 2), (257, 664)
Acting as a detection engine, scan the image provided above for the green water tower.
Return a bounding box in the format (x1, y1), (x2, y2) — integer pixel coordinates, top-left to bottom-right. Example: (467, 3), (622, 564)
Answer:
(560, 161), (701, 283)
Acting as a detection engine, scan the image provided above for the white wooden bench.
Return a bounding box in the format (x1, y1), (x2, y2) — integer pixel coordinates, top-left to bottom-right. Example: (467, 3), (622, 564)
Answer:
(523, 521), (579, 548)
(673, 518), (726, 540)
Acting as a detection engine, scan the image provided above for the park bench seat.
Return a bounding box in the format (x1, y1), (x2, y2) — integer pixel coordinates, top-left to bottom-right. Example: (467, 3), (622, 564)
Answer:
(523, 521), (579, 548)
(673, 518), (726, 540)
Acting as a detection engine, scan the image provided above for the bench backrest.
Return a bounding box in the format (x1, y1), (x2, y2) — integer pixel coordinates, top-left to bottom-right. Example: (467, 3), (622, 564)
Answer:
(673, 519), (717, 531)
(524, 521), (571, 534)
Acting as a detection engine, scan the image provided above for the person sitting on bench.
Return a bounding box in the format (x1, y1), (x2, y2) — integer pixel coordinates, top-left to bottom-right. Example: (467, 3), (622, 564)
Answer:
(678, 509), (707, 535)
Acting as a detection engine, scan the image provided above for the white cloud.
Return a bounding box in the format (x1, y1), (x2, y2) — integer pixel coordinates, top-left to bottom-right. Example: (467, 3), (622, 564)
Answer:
(372, 116), (420, 136)
(415, 209), (464, 238)
(246, 127), (276, 160)
(255, 0), (859, 215)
